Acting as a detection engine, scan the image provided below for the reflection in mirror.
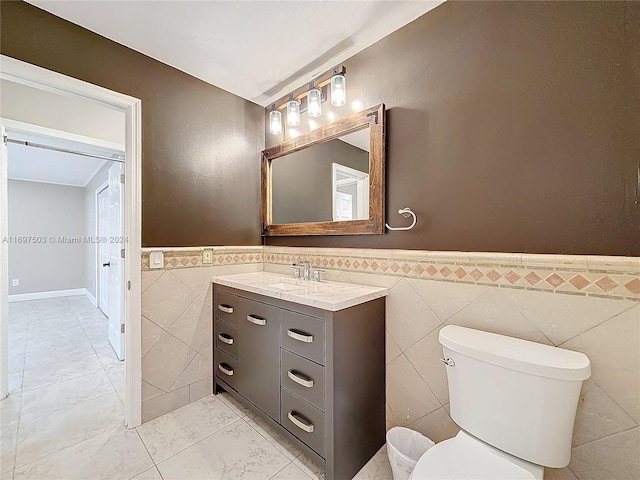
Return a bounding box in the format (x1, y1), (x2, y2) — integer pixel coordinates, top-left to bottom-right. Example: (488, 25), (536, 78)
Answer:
(261, 103), (385, 236)
(271, 127), (370, 224)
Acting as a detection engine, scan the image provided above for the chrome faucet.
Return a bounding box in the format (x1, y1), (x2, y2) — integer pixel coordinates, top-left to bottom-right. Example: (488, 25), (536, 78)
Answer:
(293, 262), (311, 281)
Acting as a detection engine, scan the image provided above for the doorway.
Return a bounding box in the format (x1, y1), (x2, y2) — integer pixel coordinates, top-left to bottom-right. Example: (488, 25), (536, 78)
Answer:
(0, 55), (142, 428)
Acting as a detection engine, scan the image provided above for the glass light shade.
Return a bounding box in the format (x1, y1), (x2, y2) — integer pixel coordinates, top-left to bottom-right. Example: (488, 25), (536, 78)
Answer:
(269, 110), (282, 135)
(287, 100), (300, 126)
(331, 74), (346, 106)
(307, 88), (322, 117)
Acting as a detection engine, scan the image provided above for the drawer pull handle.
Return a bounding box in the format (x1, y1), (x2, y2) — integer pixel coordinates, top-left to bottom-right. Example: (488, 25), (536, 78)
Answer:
(287, 369), (314, 388)
(218, 333), (234, 345)
(218, 363), (234, 376)
(288, 411), (314, 433)
(218, 304), (234, 314)
(287, 329), (314, 343)
(247, 314), (267, 326)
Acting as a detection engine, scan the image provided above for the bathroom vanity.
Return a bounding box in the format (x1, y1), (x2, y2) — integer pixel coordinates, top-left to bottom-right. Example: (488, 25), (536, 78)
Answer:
(212, 272), (387, 480)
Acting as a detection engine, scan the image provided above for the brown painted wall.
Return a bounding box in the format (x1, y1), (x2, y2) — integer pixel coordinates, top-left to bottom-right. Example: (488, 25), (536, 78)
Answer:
(1, 0), (264, 247)
(265, 1), (640, 256)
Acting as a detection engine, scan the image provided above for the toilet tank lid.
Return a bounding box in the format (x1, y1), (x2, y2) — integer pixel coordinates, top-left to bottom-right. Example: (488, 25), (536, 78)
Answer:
(439, 326), (591, 381)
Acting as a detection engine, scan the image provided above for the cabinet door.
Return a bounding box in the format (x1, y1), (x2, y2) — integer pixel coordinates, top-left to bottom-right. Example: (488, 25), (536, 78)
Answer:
(239, 298), (281, 421)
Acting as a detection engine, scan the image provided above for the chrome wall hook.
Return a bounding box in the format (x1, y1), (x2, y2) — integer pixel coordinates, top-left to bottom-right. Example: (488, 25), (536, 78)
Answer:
(385, 207), (417, 231)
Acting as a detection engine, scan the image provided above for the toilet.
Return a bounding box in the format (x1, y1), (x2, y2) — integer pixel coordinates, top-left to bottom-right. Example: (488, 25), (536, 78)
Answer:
(410, 325), (591, 480)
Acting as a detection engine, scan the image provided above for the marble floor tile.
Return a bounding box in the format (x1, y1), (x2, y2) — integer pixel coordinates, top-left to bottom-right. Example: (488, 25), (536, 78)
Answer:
(293, 453), (325, 480)
(269, 462), (313, 480)
(137, 394), (239, 463)
(13, 426), (153, 480)
(94, 344), (124, 369)
(7, 372), (23, 396)
(105, 364), (126, 406)
(21, 353), (104, 390)
(7, 352), (25, 375)
(1, 416), (19, 475)
(217, 391), (253, 418)
(352, 445), (393, 480)
(157, 420), (290, 480)
(245, 412), (303, 460)
(16, 392), (124, 467)
(130, 466), (164, 480)
(0, 471), (14, 480)
(1, 388), (22, 426)
(20, 370), (115, 413)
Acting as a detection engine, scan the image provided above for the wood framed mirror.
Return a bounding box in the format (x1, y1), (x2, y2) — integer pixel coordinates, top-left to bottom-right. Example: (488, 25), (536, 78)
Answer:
(261, 103), (385, 236)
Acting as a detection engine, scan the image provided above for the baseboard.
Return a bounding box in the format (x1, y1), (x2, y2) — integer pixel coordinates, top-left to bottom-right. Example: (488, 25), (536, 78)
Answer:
(8, 288), (87, 303)
(84, 290), (97, 307)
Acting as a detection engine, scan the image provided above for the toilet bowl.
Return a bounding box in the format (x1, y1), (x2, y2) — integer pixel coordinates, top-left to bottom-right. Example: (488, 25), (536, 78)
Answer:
(409, 430), (542, 480)
(406, 325), (590, 480)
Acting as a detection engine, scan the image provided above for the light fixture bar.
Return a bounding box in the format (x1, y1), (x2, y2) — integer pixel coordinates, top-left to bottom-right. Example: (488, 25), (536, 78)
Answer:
(271, 65), (346, 112)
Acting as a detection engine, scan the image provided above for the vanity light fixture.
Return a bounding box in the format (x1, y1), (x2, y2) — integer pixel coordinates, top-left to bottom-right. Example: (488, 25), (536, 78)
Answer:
(286, 94), (301, 127)
(269, 65), (347, 134)
(269, 104), (282, 135)
(307, 83), (322, 117)
(330, 71), (346, 106)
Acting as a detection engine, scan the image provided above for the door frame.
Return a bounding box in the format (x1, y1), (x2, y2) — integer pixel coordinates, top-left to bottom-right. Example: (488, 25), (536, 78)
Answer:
(0, 55), (143, 428)
(95, 180), (109, 312)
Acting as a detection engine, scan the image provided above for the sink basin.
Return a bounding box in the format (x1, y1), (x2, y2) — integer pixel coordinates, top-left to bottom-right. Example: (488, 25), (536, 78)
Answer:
(264, 282), (306, 292)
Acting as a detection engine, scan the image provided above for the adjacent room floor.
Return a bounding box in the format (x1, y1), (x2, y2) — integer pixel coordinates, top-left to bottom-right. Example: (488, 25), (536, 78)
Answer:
(1, 296), (391, 480)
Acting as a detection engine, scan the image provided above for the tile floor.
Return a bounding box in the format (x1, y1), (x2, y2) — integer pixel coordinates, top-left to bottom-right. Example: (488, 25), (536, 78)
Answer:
(1, 296), (391, 480)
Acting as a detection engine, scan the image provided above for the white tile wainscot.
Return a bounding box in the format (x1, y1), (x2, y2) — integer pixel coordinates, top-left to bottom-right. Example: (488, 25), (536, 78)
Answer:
(140, 246), (639, 480)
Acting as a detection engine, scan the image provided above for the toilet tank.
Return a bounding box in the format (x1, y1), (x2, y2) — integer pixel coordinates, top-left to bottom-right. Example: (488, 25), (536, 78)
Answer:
(439, 325), (590, 468)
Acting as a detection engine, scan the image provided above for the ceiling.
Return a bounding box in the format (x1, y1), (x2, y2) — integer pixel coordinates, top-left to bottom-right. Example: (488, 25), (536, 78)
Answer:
(7, 130), (123, 187)
(27, 1), (444, 106)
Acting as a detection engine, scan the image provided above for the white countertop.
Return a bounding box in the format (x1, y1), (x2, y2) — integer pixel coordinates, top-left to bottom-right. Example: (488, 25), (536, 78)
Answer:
(212, 271), (388, 311)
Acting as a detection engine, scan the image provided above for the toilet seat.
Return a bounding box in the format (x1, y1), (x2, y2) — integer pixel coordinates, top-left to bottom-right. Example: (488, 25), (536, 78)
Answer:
(410, 431), (537, 480)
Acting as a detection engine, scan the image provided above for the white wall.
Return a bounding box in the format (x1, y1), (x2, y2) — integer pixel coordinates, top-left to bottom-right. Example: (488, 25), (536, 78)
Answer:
(83, 162), (111, 299)
(0, 79), (125, 144)
(8, 180), (85, 295)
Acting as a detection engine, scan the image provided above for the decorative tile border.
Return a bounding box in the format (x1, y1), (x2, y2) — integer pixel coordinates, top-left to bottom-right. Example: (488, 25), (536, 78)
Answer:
(263, 247), (640, 301)
(141, 246), (263, 271)
(140, 245), (639, 301)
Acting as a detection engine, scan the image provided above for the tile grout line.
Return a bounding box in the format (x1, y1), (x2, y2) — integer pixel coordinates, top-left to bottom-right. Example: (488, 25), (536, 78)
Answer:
(572, 425), (639, 450)
(558, 302), (640, 347)
(133, 429), (160, 478)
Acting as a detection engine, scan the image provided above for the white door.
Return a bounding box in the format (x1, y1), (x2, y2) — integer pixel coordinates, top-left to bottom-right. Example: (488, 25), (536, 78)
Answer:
(107, 163), (125, 360)
(97, 186), (109, 316)
(335, 192), (353, 221)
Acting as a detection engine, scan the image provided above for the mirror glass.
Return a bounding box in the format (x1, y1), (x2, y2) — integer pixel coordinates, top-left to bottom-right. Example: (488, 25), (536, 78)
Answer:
(271, 127), (370, 224)
(261, 103), (385, 236)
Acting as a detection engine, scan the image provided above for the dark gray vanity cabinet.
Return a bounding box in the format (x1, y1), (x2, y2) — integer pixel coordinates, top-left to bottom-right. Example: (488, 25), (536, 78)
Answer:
(214, 289), (281, 421)
(213, 283), (386, 480)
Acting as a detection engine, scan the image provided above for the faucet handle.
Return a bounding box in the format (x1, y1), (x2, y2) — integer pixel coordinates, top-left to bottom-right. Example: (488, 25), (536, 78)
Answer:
(291, 264), (301, 279)
(312, 269), (325, 282)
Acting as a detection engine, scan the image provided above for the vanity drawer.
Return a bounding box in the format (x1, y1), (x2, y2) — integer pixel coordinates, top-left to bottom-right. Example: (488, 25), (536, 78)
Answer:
(215, 290), (243, 326)
(281, 349), (325, 411)
(215, 319), (238, 359)
(281, 310), (325, 365)
(243, 298), (279, 329)
(216, 348), (240, 390)
(281, 388), (325, 457)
